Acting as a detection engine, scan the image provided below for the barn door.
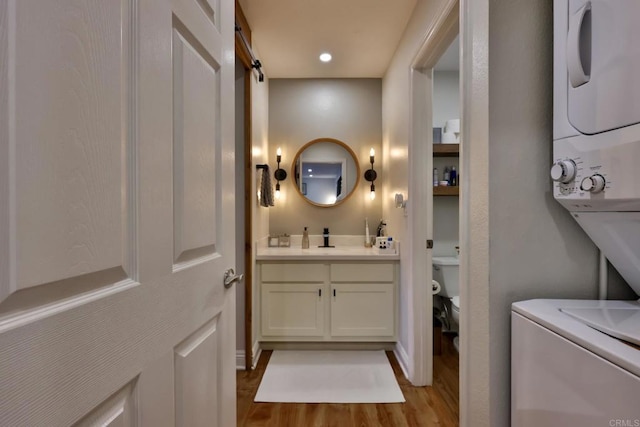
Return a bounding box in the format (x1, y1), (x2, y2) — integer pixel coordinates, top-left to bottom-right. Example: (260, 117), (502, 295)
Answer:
(0, 0), (237, 425)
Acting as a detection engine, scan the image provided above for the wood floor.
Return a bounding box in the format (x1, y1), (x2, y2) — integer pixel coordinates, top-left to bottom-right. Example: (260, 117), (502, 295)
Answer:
(237, 335), (459, 426)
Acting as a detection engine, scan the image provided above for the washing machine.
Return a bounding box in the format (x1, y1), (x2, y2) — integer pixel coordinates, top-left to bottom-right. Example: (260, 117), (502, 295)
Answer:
(512, 300), (640, 426)
(512, 1), (640, 425)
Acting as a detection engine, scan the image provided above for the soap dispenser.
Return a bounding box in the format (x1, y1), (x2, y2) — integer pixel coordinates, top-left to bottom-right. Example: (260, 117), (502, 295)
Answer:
(302, 227), (310, 249)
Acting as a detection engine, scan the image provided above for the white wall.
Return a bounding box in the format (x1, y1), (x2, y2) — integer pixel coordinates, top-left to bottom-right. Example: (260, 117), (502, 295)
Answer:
(433, 71), (460, 131)
(432, 189), (459, 256)
(382, 0), (447, 370)
(433, 70), (460, 257)
(268, 79), (382, 236)
(250, 50), (270, 359)
(460, 0), (616, 425)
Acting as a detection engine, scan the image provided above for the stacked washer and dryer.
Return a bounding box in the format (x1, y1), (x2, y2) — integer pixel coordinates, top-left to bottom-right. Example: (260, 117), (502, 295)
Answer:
(512, 1), (640, 425)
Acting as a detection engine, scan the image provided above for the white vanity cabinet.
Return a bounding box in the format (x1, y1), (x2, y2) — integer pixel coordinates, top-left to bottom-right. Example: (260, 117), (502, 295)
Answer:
(260, 263), (326, 337)
(258, 260), (398, 342)
(330, 264), (395, 338)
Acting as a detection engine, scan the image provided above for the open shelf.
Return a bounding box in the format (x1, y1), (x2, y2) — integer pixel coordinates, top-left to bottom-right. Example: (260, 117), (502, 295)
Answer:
(433, 186), (459, 196)
(433, 143), (459, 157)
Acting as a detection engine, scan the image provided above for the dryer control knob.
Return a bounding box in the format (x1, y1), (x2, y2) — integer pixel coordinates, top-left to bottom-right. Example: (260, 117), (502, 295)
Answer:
(550, 160), (577, 183)
(580, 174), (606, 193)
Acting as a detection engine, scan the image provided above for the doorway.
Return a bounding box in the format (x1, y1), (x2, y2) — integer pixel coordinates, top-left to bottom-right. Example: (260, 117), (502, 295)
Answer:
(235, 0), (255, 370)
(407, 0), (459, 389)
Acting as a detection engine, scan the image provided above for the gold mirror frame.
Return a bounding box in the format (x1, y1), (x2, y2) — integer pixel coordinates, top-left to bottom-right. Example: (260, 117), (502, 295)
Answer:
(291, 138), (361, 208)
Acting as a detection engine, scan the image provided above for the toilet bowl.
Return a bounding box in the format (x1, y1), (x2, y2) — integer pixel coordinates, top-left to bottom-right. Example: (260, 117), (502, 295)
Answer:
(432, 256), (459, 352)
(450, 295), (460, 352)
(450, 295), (460, 323)
(432, 256), (459, 298)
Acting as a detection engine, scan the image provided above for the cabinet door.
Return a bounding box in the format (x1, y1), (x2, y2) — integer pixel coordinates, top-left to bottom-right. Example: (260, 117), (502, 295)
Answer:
(331, 283), (395, 337)
(261, 283), (325, 337)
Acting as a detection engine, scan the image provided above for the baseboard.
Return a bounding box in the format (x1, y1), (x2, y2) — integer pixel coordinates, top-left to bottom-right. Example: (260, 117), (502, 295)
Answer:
(236, 350), (246, 370)
(260, 342), (396, 351)
(394, 341), (410, 381)
(252, 340), (261, 369)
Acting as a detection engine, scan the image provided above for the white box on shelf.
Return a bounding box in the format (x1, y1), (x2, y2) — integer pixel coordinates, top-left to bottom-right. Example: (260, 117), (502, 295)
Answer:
(376, 237), (395, 252)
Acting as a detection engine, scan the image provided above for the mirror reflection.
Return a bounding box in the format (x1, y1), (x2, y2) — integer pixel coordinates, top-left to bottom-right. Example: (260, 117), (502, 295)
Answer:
(292, 138), (361, 207)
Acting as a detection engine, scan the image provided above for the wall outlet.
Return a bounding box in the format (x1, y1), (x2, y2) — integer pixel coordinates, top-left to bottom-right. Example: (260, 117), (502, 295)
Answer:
(376, 237), (394, 250)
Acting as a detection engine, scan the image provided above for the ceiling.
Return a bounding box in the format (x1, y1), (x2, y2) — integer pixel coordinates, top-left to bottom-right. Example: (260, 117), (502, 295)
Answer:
(238, 0), (418, 78)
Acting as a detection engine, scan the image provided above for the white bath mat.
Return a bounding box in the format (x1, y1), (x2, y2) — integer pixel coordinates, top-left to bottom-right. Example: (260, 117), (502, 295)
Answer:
(254, 350), (405, 403)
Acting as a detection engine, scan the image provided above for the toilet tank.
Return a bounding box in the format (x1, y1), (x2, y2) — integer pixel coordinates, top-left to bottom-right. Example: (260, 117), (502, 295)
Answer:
(432, 256), (459, 297)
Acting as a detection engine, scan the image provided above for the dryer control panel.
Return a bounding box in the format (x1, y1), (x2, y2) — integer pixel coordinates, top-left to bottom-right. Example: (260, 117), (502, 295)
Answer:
(552, 132), (640, 212)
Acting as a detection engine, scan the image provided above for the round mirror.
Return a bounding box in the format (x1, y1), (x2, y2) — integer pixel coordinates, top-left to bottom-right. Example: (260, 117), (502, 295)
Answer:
(292, 138), (361, 207)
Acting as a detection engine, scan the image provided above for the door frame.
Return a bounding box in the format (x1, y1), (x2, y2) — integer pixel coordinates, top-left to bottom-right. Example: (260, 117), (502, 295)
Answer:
(407, 0), (459, 386)
(235, 0), (254, 370)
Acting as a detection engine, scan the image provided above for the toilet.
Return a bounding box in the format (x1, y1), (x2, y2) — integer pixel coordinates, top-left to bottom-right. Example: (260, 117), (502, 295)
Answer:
(432, 256), (460, 352)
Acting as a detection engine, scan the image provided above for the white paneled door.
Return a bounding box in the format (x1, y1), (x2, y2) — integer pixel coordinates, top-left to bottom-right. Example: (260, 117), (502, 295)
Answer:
(0, 0), (236, 425)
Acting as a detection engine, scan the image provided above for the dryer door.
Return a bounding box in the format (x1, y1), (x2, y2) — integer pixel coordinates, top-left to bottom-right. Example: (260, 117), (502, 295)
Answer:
(568, 0), (640, 135)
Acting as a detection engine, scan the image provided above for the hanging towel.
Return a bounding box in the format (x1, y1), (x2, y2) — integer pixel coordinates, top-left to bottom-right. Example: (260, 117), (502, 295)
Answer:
(260, 165), (275, 207)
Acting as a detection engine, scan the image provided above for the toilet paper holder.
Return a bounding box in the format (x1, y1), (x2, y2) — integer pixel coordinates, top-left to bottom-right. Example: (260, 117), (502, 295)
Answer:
(432, 279), (441, 294)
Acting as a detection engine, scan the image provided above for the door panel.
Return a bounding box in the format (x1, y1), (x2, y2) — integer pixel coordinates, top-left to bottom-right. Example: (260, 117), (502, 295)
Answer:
(194, 0), (219, 29)
(261, 283), (325, 337)
(2, 0), (131, 302)
(331, 283), (395, 337)
(174, 315), (221, 427)
(0, 0), (236, 424)
(73, 380), (138, 427)
(172, 24), (219, 264)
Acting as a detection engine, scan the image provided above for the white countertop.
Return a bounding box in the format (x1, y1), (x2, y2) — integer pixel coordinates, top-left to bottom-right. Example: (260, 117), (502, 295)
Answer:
(256, 246), (399, 261)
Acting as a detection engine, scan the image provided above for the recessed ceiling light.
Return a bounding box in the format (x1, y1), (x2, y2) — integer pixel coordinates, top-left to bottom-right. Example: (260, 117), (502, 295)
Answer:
(319, 53), (332, 63)
(309, 174), (314, 177)
(308, 168), (313, 172)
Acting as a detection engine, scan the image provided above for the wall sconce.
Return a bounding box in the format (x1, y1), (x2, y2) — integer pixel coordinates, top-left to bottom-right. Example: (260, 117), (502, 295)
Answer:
(274, 147), (287, 199)
(363, 148), (377, 200)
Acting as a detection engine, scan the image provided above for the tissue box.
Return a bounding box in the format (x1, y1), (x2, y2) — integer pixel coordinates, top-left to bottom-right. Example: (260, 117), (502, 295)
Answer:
(375, 236), (395, 251)
(268, 234), (291, 247)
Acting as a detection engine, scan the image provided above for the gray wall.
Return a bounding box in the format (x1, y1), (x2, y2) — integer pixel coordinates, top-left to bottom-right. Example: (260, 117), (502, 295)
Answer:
(268, 79), (383, 236)
(433, 71), (460, 131)
(463, 0), (627, 424)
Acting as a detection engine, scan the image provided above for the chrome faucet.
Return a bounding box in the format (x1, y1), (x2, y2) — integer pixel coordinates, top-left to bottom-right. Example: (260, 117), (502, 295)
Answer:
(376, 220), (387, 237)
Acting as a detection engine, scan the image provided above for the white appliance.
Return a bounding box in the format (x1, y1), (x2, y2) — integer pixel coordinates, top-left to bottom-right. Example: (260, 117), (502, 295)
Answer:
(512, 300), (640, 426)
(512, 1), (640, 425)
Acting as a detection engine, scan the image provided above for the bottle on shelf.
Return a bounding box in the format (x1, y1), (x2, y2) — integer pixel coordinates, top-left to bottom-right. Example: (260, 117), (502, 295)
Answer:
(302, 227), (310, 249)
(433, 168), (439, 187)
(444, 166), (450, 183)
(450, 166), (457, 186)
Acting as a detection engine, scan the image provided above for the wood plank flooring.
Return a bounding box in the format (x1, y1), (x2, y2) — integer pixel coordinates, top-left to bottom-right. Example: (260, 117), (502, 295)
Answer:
(237, 335), (459, 426)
